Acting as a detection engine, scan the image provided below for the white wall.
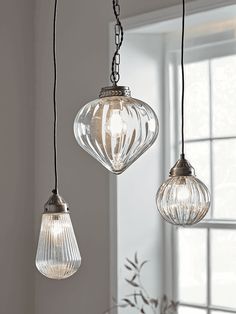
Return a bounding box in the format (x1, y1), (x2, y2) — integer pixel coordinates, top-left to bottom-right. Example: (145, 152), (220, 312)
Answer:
(116, 33), (165, 313)
(0, 0), (35, 313)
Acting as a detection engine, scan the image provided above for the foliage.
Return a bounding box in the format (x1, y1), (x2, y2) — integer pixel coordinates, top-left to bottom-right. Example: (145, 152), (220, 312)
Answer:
(105, 253), (178, 314)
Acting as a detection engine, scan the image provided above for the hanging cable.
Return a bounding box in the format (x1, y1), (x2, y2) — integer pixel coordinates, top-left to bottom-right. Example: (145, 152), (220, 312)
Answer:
(110, 0), (124, 86)
(181, 0), (186, 156)
(52, 0), (58, 194)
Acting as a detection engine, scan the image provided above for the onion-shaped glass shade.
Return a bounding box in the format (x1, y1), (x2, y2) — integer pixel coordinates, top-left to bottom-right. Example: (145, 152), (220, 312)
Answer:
(74, 88), (159, 174)
(156, 175), (210, 226)
(35, 213), (81, 280)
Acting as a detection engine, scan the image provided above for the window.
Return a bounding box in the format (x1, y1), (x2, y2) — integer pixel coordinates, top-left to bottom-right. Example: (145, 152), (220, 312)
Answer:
(113, 3), (236, 314)
(169, 14), (236, 314)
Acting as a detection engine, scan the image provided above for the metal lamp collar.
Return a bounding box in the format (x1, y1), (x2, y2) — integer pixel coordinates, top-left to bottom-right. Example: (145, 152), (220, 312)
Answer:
(99, 86), (131, 98)
(170, 154), (195, 177)
(44, 192), (69, 214)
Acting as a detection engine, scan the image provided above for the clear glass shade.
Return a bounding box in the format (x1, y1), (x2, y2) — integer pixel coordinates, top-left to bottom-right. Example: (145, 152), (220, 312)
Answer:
(35, 213), (81, 280)
(74, 95), (159, 174)
(156, 176), (210, 226)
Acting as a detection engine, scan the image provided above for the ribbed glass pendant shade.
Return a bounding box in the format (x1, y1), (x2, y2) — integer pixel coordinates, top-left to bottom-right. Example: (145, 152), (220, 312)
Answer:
(156, 156), (210, 226)
(74, 87), (159, 174)
(36, 213), (81, 280)
(156, 176), (210, 225)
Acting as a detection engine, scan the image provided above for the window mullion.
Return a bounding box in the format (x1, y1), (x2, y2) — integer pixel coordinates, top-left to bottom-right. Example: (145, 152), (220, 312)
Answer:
(209, 59), (214, 220)
(207, 227), (211, 313)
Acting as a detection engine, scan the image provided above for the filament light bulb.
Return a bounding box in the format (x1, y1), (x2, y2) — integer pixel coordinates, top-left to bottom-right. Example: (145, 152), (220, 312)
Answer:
(176, 178), (191, 201)
(107, 110), (127, 137)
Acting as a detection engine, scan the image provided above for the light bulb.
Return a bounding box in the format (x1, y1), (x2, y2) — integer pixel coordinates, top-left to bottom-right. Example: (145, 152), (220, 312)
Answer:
(35, 194), (81, 280)
(106, 109), (127, 137)
(74, 86), (159, 174)
(156, 155), (210, 226)
(176, 179), (191, 201)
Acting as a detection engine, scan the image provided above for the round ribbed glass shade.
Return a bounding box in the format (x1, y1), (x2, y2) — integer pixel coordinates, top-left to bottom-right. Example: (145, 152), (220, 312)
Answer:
(74, 96), (159, 174)
(35, 213), (81, 280)
(156, 176), (210, 226)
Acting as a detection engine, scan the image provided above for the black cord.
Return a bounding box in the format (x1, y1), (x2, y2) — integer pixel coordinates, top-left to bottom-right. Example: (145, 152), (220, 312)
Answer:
(52, 0), (58, 195)
(110, 0), (124, 86)
(181, 0), (186, 157)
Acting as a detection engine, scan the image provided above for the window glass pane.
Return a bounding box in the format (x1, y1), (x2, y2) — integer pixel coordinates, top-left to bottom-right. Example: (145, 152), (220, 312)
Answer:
(184, 61), (210, 140)
(212, 55), (236, 137)
(185, 142), (211, 190)
(211, 229), (236, 308)
(185, 142), (211, 218)
(213, 139), (236, 219)
(179, 306), (207, 314)
(178, 228), (207, 305)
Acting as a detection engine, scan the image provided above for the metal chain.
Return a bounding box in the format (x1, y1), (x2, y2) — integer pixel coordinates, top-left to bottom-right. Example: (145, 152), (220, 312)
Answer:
(110, 0), (124, 86)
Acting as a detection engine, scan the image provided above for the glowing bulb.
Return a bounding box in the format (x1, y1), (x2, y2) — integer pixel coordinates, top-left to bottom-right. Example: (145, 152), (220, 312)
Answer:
(50, 215), (65, 238)
(176, 178), (191, 202)
(107, 110), (126, 137)
(35, 194), (81, 280)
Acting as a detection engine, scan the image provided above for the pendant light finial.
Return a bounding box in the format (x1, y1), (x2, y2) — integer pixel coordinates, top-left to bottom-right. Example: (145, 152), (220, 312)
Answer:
(156, 0), (210, 226)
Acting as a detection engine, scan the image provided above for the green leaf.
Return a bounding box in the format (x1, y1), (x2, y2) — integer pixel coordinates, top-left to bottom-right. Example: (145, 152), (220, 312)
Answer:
(126, 258), (138, 270)
(125, 264), (132, 271)
(125, 279), (139, 287)
(131, 274), (137, 282)
(118, 303), (129, 308)
(139, 260), (148, 270)
(122, 298), (135, 307)
(140, 291), (149, 305)
(135, 252), (138, 264)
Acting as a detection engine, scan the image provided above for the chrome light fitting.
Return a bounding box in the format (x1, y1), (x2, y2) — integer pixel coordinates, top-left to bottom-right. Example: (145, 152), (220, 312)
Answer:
(73, 0), (159, 175)
(156, 0), (210, 226)
(35, 0), (81, 280)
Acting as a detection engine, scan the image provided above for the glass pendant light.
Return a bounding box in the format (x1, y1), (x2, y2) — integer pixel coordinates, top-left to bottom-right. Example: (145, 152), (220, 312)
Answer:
(35, 0), (81, 280)
(156, 0), (210, 226)
(74, 0), (159, 175)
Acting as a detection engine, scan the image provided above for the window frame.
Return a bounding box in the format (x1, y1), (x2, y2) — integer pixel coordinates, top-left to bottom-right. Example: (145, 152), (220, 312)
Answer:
(168, 32), (236, 314)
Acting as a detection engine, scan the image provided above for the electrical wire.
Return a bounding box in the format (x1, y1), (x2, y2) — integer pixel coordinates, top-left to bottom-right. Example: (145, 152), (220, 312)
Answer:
(52, 0), (58, 194)
(181, 0), (186, 156)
